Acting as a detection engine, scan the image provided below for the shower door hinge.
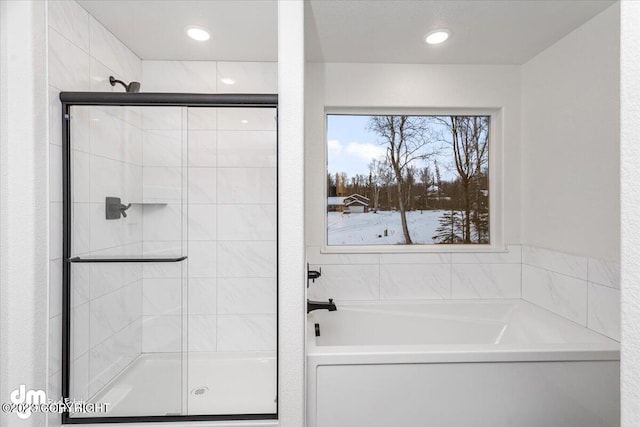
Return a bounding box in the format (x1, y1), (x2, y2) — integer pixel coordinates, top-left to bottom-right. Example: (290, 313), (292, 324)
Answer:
(64, 114), (70, 120)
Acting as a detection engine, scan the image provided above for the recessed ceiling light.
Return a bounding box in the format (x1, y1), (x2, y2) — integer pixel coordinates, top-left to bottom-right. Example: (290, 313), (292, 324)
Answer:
(241, 120), (249, 124)
(220, 78), (236, 85)
(185, 26), (210, 42)
(425, 29), (450, 45)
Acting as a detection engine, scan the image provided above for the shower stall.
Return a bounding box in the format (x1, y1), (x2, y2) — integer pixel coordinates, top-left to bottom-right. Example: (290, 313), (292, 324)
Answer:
(60, 92), (278, 423)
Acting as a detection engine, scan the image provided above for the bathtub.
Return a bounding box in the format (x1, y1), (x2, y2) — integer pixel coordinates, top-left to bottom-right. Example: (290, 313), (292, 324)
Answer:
(307, 299), (620, 427)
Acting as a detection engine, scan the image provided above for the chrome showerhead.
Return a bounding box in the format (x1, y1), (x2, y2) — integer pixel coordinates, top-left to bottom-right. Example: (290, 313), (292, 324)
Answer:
(109, 76), (141, 93)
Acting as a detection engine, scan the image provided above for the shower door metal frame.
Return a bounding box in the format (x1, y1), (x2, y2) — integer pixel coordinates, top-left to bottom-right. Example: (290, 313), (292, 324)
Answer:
(60, 92), (279, 424)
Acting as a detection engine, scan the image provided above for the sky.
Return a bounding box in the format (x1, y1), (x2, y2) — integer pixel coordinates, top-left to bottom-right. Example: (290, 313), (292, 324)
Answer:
(326, 114), (458, 181)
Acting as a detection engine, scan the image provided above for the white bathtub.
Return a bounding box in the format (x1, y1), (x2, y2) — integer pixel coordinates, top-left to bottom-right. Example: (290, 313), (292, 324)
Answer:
(307, 299), (620, 427)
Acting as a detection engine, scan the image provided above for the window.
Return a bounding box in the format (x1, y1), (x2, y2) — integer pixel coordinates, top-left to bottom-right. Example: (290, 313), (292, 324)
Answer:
(326, 113), (496, 249)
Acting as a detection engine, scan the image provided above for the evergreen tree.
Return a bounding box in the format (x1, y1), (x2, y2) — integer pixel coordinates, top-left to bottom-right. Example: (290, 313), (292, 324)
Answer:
(433, 209), (464, 244)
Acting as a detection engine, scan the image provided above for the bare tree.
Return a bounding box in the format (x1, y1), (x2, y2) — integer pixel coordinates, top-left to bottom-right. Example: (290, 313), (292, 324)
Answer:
(368, 116), (435, 244)
(368, 159), (387, 212)
(435, 116), (489, 243)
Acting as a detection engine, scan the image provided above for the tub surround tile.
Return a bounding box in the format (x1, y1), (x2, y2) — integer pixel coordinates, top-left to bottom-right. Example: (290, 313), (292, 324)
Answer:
(189, 168), (217, 204)
(143, 107), (183, 130)
(522, 265), (587, 325)
(188, 130), (217, 167)
(143, 278), (182, 316)
(308, 264), (380, 301)
(142, 130), (183, 167)
(72, 352), (90, 401)
(50, 259), (63, 318)
(189, 204), (218, 241)
(49, 87), (63, 146)
(452, 245), (521, 264)
(188, 241), (217, 278)
(588, 258), (620, 289)
(216, 167), (276, 205)
(380, 264), (451, 300)
(380, 253), (451, 265)
(522, 245), (588, 280)
(143, 203), (183, 242)
(216, 205), (276, 241)
(217, 108), (277, 131)
(89, 281), (142, 348)
(72, 303), (90, 358)
(452, 263), (521, 299)
(188, 107), (218, 130)
(143, 167), (183, 202)
(306, 246), (379, 265)
(49, 315), (62, 376)
(217, 241), (276, 278)
(587, 283), (620, 341)
(217, 130), (277, 168)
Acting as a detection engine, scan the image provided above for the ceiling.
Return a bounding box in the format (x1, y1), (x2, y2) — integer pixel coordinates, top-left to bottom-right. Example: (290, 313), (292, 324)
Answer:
(79, 0), (615, 65)
(306, 0), (615, 64)
(78, 0), (278, 61)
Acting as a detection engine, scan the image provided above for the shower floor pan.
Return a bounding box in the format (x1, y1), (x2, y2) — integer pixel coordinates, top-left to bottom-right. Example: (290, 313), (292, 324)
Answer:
(83, 352), (276, 418)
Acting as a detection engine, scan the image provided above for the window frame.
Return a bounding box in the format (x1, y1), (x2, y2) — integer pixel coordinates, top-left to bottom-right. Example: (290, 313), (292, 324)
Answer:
(322, 107), (505, 254)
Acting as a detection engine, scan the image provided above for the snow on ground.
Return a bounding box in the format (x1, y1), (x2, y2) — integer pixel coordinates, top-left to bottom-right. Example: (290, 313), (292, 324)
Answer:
(328, 210), (445, 245)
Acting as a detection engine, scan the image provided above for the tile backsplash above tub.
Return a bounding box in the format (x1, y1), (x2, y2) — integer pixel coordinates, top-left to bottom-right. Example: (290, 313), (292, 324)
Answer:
(307, 244), (620, 341)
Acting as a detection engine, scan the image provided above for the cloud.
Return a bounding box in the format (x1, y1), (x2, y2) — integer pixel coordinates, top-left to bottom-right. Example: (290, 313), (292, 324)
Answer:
(345, 141), (387, 162)
(327, 139), (343, 154)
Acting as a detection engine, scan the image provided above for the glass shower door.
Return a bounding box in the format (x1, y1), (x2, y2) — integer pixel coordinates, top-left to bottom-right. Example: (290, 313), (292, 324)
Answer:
(185, 107), (277, 416)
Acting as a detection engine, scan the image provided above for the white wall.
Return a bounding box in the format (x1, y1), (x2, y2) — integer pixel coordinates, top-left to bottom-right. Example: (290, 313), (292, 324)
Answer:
(305, 62), (523, 302)
(521, 3), (620, 261)
(620, 1), (640, 425)
(0, 2), (49, 427)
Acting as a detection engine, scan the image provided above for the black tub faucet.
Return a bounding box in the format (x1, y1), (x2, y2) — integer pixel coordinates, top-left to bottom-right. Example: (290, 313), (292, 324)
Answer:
(307, 298), (337, 314)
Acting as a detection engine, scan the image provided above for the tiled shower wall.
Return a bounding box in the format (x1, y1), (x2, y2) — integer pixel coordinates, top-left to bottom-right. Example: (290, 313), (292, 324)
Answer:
(308, 244), (620, 341)
(47, 0), (143, 422)
(140, 61), (278, 353)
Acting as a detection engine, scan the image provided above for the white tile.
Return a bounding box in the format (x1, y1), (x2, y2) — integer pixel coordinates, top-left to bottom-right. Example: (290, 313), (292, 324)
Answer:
(143, 107), (183, 130)
(188, 204), (217, 241)
(90, 108), (142, 164)
(217, 315), (276, 351)
(89, 281), (142, 348)
(143, 278), (182, 316)
(188, 107), (217, 130)
(189, 168), (217, 203)
(72, 302), (90, 358)
(49, 0), (90, 52)
(217, 205), (275, 241)
(522, 245), (588, 280)
(218, 278), (276, 314)
(188, 241), (216, 277)
(188, 315), (217, 352)
(380, 253), (451, 264)
(522, 265), (587, 325)
(188, 130), (217, 167)
(143, 61), (217, 93)
(143, 242), (184, 278)
(307, 264), (380, 301)
(452, 264), (521, 299)
(216, 62), (277, 93)
(89, 58), (116, 92)
(88, 155), (125, 203)
(142, 315), (182, 352)
(188, 278), (216, 315)
(71, 263), (91, 309)
(143, 203), (183, 242)
(380, 264), (450, 300)
(217, 168), (276, 204)
(71, 352), (90, 401)
(217, 108), (277, 131)
(588, 283), (620, 341)
(70, 105), (90, 153)
(50, 144), (62, 202)
(306, 246), (379, 265)
(143, 167), (183, 202)
(89, 16), (140, 82)
(49, 28), (90, 91)
(217, 241), (276, 278)
(89, 262), (142, 299)
(72, 203), (91, 256)
(142, 130), (183, 167)
(452, 245), (522, 264)
(50, 259), (63, 318)
(72, 150), (91, 203)
(88, 203), (142, 253)
(217, 131), (276, 167)
(588, 258), (620, 289)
